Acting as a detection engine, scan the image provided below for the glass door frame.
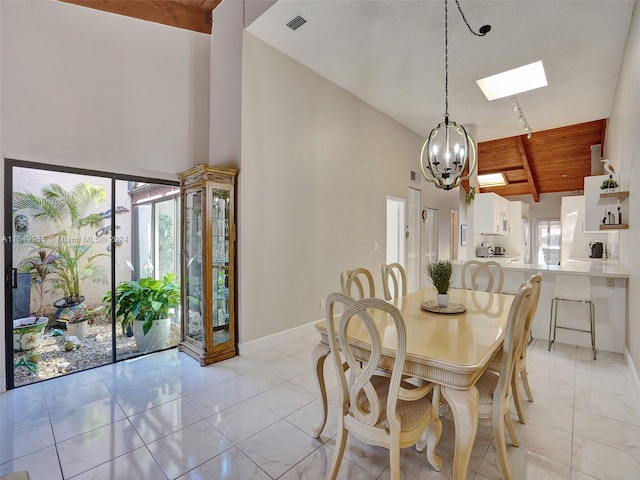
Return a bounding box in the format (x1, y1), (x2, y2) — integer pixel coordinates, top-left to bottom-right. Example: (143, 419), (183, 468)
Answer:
(3, 158), (179, 390)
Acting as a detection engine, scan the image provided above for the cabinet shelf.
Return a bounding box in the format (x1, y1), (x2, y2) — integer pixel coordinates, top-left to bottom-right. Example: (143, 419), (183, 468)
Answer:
(599, 224), (628, 230)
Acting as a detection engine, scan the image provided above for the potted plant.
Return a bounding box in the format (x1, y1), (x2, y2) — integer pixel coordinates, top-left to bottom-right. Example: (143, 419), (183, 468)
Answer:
(13, 182), (109, 318)
(426, 260), (455, 307)
(102, 274), (180, 353)
(61, 304), (105, 340)
(600, 176), (618, 191)
(18, 248), (57, 318)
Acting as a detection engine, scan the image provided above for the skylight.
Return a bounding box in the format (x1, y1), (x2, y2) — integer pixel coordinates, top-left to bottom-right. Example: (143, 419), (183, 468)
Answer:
(476, 61), (548, 101)
(477, 173), (507, 188)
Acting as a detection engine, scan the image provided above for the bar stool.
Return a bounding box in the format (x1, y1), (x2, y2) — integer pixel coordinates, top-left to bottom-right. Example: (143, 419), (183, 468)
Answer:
(548, 274), (596, 359)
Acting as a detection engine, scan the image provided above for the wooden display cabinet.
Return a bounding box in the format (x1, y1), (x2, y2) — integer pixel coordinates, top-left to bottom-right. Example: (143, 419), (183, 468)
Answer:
(178, 165), (237, 365)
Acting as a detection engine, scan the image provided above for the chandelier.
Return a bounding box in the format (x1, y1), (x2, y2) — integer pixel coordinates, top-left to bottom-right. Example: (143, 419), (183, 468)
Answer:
(420, 0), (490, 190)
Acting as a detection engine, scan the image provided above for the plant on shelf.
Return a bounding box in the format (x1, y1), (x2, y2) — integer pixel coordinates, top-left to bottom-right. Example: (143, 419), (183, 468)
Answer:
(426, 260), (455, 307)
(600, 176), (618, 190)
(102, 274), (180, 353)
(13, 182), (109, 313)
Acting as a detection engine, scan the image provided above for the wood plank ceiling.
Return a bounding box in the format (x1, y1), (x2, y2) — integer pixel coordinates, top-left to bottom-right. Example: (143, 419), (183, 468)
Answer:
(60, 0), (221, 34)
(476, 119), (607, 202)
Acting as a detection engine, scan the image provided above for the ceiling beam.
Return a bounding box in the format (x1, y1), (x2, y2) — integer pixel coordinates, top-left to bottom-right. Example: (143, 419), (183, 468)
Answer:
(600, 118), (608, 158)
(60, 0), (216, 34)
(515, 135), (539, 202)
(481, 183), (533, 197)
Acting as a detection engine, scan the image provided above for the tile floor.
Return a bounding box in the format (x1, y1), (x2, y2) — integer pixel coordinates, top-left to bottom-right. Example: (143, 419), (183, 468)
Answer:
(1, 336), (640, 479)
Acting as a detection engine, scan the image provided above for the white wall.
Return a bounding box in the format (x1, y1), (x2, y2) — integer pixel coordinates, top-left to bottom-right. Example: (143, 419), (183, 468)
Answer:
(0, 0), (210, 176)
(0, 0), (211, 390)
(240, 33), (459, 343)
(606, 0), (640, 375)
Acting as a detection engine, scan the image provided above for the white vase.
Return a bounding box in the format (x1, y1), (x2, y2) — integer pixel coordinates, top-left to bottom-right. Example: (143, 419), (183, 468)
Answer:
(437, 293), (449, 307)
(133, 318), (171, 353)
(67, 320), (88, 340)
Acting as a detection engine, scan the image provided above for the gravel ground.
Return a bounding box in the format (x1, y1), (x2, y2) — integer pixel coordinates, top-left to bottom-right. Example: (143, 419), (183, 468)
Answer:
(12, 316), (180, 387)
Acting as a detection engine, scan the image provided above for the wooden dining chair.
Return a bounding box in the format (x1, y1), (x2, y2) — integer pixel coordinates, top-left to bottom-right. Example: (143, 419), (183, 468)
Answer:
(475, 281), (532, 480)
(461, 260), (504, 293)
(381, 263), (407, 301)
(488, 273), (542, 424)
(340, 267), (376, 299)
(325, 294), (442, 480)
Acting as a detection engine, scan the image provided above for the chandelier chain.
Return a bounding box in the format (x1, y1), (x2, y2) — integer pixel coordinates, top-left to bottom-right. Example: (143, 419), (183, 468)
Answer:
(454, 0), (488, 37)
(444, 0), (449, 120)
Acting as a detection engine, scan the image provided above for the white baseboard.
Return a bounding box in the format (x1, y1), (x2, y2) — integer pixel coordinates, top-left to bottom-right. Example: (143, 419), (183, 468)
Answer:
(624, 345), (640, 400)
(239, 320), (319, 356)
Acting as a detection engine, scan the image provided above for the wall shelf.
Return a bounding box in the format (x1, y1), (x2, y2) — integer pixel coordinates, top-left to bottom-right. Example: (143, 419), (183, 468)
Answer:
(599, 224), (628, 230)
(599, 190), (629, 201)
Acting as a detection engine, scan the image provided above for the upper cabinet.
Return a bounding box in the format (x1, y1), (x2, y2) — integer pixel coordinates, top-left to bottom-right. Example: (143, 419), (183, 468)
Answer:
(473, 192), (511, 235)
(584, 174), (629, 232)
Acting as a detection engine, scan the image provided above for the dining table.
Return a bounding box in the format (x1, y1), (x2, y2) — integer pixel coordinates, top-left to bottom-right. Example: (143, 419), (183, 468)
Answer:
(311, 287), (514, 480)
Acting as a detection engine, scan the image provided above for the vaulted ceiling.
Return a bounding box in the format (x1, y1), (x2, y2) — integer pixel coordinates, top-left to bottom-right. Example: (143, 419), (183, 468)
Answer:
(59, 1), (632, 202)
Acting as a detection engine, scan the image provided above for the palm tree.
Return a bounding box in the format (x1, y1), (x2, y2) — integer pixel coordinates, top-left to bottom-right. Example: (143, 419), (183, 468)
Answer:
(13, 182), (109, 305)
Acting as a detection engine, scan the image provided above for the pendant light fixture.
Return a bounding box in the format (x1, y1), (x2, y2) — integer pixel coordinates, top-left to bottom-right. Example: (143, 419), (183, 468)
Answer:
(420, 0), (490, 190)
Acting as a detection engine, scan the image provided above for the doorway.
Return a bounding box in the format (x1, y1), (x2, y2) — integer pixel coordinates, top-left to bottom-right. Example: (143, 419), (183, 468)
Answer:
(406, 188), (421, 292)
(386, 196), (406, 268)
(421, 207), (438, 288)
(5, 159), (180, 389)
(450, 210), (459, 260)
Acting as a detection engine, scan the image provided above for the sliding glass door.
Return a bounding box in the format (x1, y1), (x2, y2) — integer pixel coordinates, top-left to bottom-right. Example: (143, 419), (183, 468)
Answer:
(4, 160), (180, 389)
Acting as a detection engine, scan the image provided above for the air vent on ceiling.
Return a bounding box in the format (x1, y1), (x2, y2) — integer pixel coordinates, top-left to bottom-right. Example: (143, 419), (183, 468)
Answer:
(410, 171), (420, 184)
(286, 15), (308, 31)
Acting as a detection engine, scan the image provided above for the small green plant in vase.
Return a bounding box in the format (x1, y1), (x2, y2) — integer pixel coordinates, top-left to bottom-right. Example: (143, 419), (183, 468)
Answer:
(600, 176), (618, 191)
(426, 260), (455, 307)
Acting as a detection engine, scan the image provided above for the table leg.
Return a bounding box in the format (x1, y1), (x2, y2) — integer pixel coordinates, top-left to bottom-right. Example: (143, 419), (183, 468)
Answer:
(441, 385), (479, 480)
(311, 343), (330, 438)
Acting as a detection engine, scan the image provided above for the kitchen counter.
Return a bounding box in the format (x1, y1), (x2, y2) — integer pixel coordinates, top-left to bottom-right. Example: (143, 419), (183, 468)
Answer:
(453, 259), (628, 352)
(462, 259), (628, 278)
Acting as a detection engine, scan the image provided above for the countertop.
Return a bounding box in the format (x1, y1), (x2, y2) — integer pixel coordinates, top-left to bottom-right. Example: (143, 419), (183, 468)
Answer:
(455, 259), (628, 278)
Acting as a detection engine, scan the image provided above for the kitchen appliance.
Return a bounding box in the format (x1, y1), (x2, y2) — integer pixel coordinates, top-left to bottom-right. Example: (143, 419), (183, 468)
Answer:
(589, 241), (604, 259)
(494, 246), (505, 255)
(476, 246), (494, 258)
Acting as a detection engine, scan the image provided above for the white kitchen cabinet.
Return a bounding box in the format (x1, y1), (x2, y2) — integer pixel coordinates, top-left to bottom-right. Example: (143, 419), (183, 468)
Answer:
(473, 192), (510, 235)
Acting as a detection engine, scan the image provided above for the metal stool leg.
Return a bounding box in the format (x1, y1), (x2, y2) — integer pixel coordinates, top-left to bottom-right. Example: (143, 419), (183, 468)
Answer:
(590, 301), (596, 360)
(548, 297), (558, 350)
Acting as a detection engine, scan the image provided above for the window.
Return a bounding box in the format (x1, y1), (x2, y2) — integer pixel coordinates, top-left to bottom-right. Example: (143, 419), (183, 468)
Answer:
(130, 183), (180, 280)
(536, 219), (561, 266)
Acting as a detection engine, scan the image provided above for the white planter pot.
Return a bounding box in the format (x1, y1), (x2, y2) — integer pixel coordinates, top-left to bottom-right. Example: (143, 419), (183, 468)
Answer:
(133, 317), (171, 353)
(436, 294), (449, 308)
(67, 320), (88, 340)
(13, 317), (48, 351)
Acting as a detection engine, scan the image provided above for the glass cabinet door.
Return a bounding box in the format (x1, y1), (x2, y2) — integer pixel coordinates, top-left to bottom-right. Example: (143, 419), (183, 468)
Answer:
(185, 190), (203, 342)
(211, 188), (230, 346)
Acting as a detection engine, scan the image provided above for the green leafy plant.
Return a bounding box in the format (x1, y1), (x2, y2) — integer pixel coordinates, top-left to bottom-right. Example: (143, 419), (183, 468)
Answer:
(60, 304), (106, 325)
(426, 260), (455, 295)
(18, 248), (57, 317)
(102, 274), (180, 335)
(600, 177), (618, 190)
(465, 186), (476, 206)
(13, 182), (108, 305)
